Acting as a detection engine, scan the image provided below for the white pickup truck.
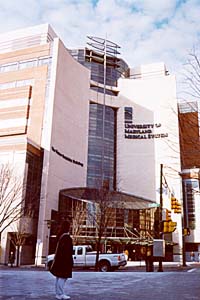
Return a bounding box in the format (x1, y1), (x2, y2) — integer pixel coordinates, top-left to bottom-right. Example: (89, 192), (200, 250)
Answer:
(47, 245), (127, 272)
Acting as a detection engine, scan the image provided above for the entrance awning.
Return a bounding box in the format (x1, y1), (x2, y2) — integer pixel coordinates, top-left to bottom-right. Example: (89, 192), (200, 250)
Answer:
(60, 187), (156, 210)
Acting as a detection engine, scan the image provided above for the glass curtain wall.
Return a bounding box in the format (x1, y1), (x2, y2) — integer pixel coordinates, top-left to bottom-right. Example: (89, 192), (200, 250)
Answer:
(69, 48), (121, 190)
(87, 103), (116, 190)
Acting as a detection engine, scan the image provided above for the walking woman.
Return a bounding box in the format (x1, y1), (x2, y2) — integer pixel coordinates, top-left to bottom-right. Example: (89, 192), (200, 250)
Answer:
(50, 220), (73, 300)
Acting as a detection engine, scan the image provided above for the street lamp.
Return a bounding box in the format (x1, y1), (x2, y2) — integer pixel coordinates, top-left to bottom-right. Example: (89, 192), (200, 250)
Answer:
(158, 163), (163, 272)
(181, 179), (187, 267)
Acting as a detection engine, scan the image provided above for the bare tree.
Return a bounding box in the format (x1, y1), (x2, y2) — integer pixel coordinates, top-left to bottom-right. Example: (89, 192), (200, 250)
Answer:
(71, 200), (87, 245)
(9, 217), (32, 267)
(181, 45), (200, 101)
(86, 186), (116, 271)
(0, 163), (25, 235)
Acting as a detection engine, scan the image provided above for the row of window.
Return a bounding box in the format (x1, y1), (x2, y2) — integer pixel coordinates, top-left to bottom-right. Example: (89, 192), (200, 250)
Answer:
(0, 57), (52, 90)
(91, 86), (117, 96)
(0, 79), (33, 90)
(0, 57), (51, 73)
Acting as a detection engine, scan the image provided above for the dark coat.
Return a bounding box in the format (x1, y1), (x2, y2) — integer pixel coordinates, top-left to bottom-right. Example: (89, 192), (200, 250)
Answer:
(50, 233), (73, 278)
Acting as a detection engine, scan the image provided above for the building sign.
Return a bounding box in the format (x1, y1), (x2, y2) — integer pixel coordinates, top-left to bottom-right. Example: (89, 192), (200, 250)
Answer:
(124, 107), (168, 140)
(125, 123), (168, 139)
(52, 146), (84, 167)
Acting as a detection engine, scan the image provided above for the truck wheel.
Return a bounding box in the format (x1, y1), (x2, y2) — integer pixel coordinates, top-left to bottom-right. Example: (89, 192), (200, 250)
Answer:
(47, 261), (53, 270)
(98, 261), (111, 272)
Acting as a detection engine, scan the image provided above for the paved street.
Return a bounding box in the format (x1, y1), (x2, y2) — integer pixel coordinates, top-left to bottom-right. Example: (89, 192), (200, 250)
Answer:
(0, 265), (200, 300)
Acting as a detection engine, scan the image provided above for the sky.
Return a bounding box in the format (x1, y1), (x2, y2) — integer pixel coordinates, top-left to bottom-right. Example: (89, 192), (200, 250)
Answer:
(0, 0), (200, 96)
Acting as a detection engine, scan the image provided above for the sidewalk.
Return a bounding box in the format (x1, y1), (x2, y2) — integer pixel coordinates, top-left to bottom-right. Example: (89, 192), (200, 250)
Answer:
(125, 260), (200, 272)
(1, 260), (199, 272)
(0, 263), (46, 270)
(128, 260), (200, 266)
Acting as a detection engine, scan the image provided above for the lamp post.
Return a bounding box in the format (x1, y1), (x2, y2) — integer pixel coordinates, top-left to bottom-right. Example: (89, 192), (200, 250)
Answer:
(45, 219), (52, 258)
(181, 179), (187, 267)
(158, 163), (163, 272)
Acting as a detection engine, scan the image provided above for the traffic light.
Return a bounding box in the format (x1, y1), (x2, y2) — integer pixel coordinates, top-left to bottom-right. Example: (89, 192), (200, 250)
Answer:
(163, 221), (169, 233)
(171, 196), (182, 213)
(162, 220), (177, 233)
(166, 209), (172, 221)
(171, 196), (177, 210)
(168, 221), (177, 233)
(183, 228), (190, 236)
(174, 202), (182, 214)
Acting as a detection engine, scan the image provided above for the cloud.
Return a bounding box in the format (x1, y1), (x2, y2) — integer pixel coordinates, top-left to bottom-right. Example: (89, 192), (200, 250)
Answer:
(132, 0), (177, 21)
(0, 0), (200, 92)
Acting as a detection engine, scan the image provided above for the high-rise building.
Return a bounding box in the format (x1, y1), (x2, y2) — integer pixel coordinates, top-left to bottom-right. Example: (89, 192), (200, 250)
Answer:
(0, 24), (182, 265)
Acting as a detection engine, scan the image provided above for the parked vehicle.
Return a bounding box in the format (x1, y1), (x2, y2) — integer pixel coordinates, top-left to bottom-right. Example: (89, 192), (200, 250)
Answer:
(47, 245), (127, 272)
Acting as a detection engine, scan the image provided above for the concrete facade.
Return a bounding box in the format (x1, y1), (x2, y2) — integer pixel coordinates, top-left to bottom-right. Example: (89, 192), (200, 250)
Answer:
(116, 63), (182, 258)
(37, 38), (90, 262)
(179, 102), (200, 260)
(118, 63), (181, 202)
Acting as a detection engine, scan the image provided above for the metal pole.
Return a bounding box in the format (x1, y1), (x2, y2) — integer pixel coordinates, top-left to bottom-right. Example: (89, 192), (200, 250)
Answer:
(158, 163), (163, 272)
(101, 38), (107, 188)
(181, 180), (187, 266)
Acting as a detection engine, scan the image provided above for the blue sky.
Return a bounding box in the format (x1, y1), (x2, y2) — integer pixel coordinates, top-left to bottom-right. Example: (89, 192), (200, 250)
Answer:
(0, 0), (200, 95)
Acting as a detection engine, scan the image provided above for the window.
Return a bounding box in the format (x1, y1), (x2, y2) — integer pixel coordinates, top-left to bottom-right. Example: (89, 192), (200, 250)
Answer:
(25, 148), (43, 217)
(124, 107), (133, 122)
(87, 103), (116, 190)
(0, 79), (33, 90)
(0, 63), (18, 72)
(184, 179), (199, 229)
(19, 60), (37, 69)
(0, 81), (16, 90)
(38, 57), (52, 66)
(16, 79), (33, 87)
(77, 247), (83, 255)
(86, 246), (93, 253)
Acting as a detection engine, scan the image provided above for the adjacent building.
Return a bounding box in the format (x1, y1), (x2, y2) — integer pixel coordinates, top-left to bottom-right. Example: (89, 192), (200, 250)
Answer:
(178, 101), (200, 261)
